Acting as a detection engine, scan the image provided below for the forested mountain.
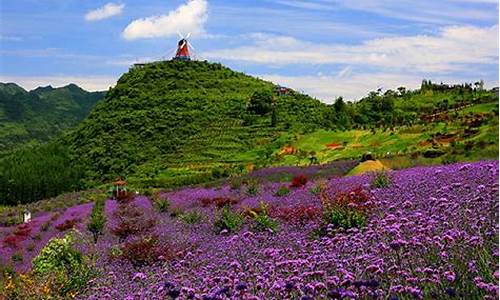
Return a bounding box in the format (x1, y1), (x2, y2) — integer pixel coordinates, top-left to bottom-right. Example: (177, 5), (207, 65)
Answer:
(0, 82), (106, 153)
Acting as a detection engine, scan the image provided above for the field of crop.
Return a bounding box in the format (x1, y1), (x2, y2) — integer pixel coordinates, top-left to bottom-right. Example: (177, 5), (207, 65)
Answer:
(1, 160), (497, 299)
(279, 101), (498, 167)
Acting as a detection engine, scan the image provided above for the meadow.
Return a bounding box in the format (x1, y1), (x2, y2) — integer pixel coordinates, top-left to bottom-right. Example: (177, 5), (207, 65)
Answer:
(0, 160), (497, 299)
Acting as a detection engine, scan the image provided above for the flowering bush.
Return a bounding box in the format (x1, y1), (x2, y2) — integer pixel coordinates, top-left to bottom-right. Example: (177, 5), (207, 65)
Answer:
(371, 170), (391, 188)
(274, 186), (290, 197)
(200, 197), (239, 208)
(2, 271), (79, 300)
(290, 175), (308, 188)
(3, 235), (20, 248)
(55, 218), (80, 231)
(178, 210), (203, 224)
(269, 205), (321, 224)
(114, 236), (174, 267)
(214, 206), (243, 233)
(155, 198), (171, 212)
(249, 202), (278, 232)
(13, 224), (31, 237)
(87, 197), (106, 243)
(317, 186), (371, 235)
(245, 181), (259, 196)
(111, 204), (155, 241)
(32, 232), (94, 297)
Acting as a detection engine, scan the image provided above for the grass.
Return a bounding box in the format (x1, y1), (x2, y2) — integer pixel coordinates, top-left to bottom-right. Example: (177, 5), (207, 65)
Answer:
(280, 101), (498, 167)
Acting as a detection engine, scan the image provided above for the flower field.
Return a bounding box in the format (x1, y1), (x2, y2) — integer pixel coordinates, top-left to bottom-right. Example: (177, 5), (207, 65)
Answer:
(1, 161), (498, 299)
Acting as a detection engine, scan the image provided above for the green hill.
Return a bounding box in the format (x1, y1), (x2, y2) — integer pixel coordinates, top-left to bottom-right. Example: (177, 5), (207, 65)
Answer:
(1, 61), (498, 205)
(0, 82), (105, 153)
(63, 60), (332, 184)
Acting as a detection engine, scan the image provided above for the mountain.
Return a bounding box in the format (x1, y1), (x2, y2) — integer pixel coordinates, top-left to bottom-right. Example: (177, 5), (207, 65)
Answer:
(63, 60), (333, 183)
(0, 82), (106, 153)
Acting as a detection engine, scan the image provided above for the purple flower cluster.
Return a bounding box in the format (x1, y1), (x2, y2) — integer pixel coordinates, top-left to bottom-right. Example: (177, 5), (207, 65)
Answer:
(0, 202), (93, 272)
(1, 161), (498, 300)
(249, 159), (358, 179)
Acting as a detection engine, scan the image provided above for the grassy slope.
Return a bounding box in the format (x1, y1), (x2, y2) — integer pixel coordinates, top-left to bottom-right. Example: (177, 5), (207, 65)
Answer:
(281, 100), (498, 166)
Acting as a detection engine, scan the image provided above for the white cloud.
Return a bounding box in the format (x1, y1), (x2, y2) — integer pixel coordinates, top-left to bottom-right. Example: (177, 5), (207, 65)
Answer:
(122, 0), (208, 40)
(0, 75), (117, 91)
(85, 3), (124, 22)
(204, 25), (498, 73)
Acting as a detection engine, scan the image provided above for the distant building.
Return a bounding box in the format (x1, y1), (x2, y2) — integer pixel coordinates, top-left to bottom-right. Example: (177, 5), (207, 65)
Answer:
(275, 85), (290, 95)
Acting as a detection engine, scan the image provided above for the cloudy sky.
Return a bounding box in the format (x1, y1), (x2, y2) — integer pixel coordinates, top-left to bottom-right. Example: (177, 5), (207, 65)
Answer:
(0, 0), (498, 102)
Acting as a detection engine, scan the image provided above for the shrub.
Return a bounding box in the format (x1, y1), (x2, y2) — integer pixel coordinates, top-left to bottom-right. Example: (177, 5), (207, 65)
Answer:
(178, 210), (203, 224)
(290, 175), (308, 188)
(40, 222), (50, 231)
(229, 178), (243, 190)
(50, 212), (60, 221)
(55, 218), (80, 231)
(87, 198), (106, 243)
(200, 197), (239, 208)
(155, 198), (171, 212)
(322, 208), (367, 230)
(169, 207), (183, 218)
(111, 205), (155, 241)
(269, 205), (321, 224)
(214, 206), (243, 233)
(442, 154), (458, 165)
(14, 223), (31, 237)
(249, 202), (278, 233)
(11, 252), (23, 262)
(27, 243), (35, 252)
(317, 186), (371, 236)
(33, 233), (41, 241)
(211, 167), (230, 179)
(3, 235), (19, 248)
(309, 183), (322, 195)
(116, 236), (174, 266)
(274, 186), (290, 197)
(371, 171), (391, 188)
(32, 232), (93, 296)
(246, 181), (259, 196)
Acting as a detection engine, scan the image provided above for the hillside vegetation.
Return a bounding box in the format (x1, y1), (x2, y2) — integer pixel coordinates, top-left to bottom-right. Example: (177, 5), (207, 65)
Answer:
(0, 61), (498, 205)
(0, 83), (105, 153)
(64, 60), (333, 183)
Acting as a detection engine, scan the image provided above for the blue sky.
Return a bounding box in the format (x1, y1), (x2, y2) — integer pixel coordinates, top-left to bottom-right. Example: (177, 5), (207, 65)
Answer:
(0, 0), (498, 102)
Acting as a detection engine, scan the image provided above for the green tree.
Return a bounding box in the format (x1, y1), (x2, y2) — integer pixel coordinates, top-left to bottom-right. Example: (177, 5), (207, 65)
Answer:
(248, 90), (273, 115)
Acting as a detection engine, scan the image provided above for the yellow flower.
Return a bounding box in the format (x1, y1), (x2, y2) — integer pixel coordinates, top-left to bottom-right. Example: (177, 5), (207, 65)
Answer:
(68, 291), (78, 298)
(42, 284), (50, 294)
(4, 278), (14, 290)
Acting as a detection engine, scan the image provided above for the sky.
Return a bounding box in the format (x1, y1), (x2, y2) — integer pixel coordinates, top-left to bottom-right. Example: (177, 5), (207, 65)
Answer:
(0, 0), (498, 102)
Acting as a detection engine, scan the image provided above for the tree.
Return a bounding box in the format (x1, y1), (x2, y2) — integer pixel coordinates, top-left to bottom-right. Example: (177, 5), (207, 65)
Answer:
(333, 97), (346, 113)
(271, 105), (278, 127)
(397, 86), (406, 96)
(248, 90), (273, 115)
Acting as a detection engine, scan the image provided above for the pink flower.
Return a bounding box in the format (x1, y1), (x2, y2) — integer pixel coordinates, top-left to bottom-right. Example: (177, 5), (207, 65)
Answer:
(444, 271), (456, 282)
(132, 272), (147, 281)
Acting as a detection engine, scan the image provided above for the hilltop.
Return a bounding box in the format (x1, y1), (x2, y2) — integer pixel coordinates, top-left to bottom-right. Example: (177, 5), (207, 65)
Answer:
(63, 60), (333, 183)
(0, 82), (105, 153)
